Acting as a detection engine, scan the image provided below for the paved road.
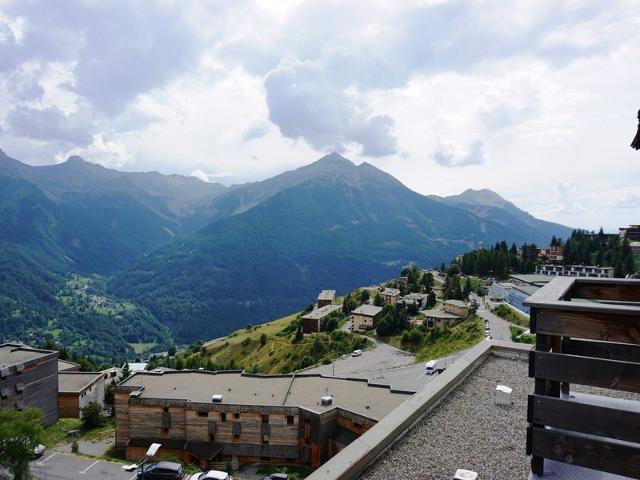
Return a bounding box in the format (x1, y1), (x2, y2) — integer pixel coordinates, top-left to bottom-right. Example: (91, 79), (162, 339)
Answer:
(31, 452), (136, 480)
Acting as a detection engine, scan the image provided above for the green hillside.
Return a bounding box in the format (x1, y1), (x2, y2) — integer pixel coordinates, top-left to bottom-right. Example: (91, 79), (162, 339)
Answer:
(0, 242), (172, 362)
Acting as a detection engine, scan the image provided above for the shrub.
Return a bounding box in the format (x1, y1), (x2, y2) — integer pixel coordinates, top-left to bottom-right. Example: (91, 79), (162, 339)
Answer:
(81, 401), (104, 429)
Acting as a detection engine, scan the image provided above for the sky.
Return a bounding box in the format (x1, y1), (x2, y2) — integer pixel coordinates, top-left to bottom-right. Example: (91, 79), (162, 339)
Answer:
(0, 0), (638, 232)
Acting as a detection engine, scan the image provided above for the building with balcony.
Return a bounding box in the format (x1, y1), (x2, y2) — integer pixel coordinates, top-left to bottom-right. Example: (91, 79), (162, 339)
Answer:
(301, 304), (342, 334)
(536, 264), (614, 278)
(0, 343), (59, 426)
(115, 371), (410, 470)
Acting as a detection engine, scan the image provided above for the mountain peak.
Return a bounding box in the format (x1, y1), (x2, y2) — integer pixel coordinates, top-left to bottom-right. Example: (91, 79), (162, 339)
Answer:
(315, 152), (354, 166)
(449, 188), (510, 208)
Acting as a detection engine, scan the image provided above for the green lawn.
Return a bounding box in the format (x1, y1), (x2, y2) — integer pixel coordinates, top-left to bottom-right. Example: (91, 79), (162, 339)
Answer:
(510, 325), (536, 344)
(43, 417), (115, 448)
(492, 303), (529, 327)
(130, 342), (155, 355)
(415, 317), (484, 361)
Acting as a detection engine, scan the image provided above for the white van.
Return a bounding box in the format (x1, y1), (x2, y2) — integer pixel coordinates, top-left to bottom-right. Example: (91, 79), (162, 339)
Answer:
(425, 360), (438, 375)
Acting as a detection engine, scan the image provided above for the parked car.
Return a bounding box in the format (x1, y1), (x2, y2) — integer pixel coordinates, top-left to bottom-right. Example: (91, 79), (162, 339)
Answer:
(33, 444), (46, 458)
(351, 349), (362, 357)
(186, 470), (231, 480)
(265, 474), (289, 480)
(137, 461), (185, 480)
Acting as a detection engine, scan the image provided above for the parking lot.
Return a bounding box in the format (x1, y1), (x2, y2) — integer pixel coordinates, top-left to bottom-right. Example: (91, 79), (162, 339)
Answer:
(31, 452), (137, 480)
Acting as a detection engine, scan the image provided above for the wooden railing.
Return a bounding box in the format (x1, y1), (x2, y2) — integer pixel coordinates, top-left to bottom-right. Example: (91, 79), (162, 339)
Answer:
(525, 277), (640, 478)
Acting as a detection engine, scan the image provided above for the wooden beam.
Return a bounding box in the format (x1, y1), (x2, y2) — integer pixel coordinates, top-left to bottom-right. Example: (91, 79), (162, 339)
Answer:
(532, 351), (640, 393)
(529, 394), (640, 443)
(529, 426), (640, 479)
(571, 279), (640, 303)
(536, 308), (640, 345)
(563, 338), (640, 363)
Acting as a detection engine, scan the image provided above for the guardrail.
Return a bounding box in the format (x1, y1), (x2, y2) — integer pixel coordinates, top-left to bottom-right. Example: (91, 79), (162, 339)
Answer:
(525, 277), (640, 478)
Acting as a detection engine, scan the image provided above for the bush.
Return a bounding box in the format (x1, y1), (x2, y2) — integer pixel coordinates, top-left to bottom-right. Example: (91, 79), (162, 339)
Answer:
(81, 401), (104, 429)
(260, 333), (268, 346)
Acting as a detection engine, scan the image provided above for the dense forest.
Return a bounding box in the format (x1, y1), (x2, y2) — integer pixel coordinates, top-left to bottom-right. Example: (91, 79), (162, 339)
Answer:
(453, 229), (637, 279)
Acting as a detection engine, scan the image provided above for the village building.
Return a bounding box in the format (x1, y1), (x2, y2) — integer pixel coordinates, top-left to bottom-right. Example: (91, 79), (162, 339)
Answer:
(422, 310), (461, 328)
(351, 305), (384, 331)
(0, 343), (58, 426)
(301, 304), (342, 334)
(400, 292), (428, 309)
(380, 288), (400, 304)
(57, 359), (81, 372)
(115, 370), (410, 470)
(58, 371), (106, 418)
(443, 299), (469, 319)
(316, 290), (336, 308)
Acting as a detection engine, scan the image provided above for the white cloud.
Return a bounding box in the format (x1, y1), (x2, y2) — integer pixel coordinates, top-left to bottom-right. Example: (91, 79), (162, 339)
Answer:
(432, 139), (486, 168)
(0, 0), (639, 228)
(190, 169), (210, 182)
(56, 133), (131, 169)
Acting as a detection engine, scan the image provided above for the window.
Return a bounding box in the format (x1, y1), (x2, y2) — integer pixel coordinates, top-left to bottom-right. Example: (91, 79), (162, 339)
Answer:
(262, 435), (269, 446)
(287, 415), (294, 426)
(220, 412), (226, 422)
(163, 407), (169, 412)
(234, 412), (240, 420)
(209, 433), (215, 442)
(198, 411), (208, 417)
(162, 427), (169, 433)
(261, 414), (269, 423)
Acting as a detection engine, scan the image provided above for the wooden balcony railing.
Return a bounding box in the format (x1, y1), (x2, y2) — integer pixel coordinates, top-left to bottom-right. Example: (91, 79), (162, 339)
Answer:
(525, 277), (640, 478)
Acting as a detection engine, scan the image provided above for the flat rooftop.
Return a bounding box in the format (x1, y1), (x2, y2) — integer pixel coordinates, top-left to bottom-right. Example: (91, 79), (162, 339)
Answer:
(352, 305), (383, 316)
(58, 359), (81, 371)
(0, 343), (55, 368)
(509, 274), (553, 286)
(58, 372), (104, 393)
(302, 304), (342, 320)
(362, 355), (640, 480)
(318, 290), (336, 301)
(120, 371), (410, 421)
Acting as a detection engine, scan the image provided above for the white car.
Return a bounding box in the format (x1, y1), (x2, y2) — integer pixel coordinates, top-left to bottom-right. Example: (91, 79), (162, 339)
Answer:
(351, 349), (362, 357)
(186, 470), (232, 480)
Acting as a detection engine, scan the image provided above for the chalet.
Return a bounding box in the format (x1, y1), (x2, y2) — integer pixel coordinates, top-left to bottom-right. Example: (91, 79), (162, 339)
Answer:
(422, 310), (461, 328)
(317, 290), (336, 308)
(351, 305), (384, 331)
(0, 343), (58, 426)
(400, 292), (428, 309)
(115, 371), (410, 470)
(301, 304), (342, 334)
(380, 288), (400, 304)
(58, 371), (106, 418)
(443, 299), (469, 319)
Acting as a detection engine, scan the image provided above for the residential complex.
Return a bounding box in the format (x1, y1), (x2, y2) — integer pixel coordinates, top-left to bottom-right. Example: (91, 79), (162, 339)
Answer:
(536, 263), (614, 278)
(316, 290), (336, 308)
(351, 304), (383, 331)
(115, 370), (410, 470)
(58, 371), (106, 418)
(0, 343), (59, 426)
(301, 304), (342, 334)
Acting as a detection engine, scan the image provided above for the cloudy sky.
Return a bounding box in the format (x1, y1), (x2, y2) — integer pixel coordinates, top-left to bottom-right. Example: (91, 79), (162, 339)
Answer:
(0, 0), (638, 231)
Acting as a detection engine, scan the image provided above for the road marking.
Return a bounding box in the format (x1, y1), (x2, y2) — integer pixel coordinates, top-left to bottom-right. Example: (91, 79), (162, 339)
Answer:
(416, 371), (425, 380)
(36, 452), (56, 465)
(129, 473), (138, 480)
(79, 459), (100, 474)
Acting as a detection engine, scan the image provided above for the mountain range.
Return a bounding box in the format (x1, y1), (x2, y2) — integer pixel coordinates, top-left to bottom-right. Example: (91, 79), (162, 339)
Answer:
(0, 149), (571, 355)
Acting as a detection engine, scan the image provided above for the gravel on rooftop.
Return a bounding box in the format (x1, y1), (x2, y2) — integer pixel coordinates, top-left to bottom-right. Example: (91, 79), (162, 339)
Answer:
(362, 355), (533, 480)
(362, 354), (640, 480)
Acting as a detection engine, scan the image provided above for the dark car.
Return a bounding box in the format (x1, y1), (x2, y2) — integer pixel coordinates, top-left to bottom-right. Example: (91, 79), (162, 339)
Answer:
(137, 461), (185, 480)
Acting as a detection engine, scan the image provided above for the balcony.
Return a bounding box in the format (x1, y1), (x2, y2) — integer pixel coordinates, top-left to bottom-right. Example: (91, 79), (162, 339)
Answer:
(525, 277), (640, 479)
